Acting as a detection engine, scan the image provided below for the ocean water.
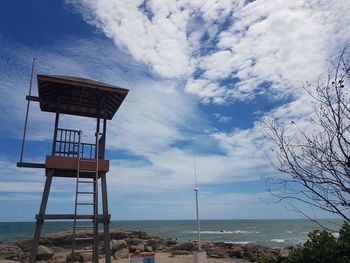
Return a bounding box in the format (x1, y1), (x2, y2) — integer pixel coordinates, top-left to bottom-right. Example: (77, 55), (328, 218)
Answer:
(0, 219), (343, 248)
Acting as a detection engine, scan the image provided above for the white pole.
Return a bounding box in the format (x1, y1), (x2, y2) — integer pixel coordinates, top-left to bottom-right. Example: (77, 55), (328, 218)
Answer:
(193, 138), (201, 251)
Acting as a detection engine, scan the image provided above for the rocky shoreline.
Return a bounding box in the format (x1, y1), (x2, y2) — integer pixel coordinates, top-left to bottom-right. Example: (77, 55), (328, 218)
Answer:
(0, 230), (292, 262)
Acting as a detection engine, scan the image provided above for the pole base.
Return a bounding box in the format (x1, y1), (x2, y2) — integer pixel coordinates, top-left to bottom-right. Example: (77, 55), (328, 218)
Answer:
(193, 251), (207, 263)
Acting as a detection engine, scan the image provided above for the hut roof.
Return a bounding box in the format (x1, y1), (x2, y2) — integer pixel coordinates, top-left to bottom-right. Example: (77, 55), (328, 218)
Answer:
(37, 75), (128, 119)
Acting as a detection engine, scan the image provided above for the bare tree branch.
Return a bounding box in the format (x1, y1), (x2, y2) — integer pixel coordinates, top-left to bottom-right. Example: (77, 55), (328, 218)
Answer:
(261, 44), (350, 223)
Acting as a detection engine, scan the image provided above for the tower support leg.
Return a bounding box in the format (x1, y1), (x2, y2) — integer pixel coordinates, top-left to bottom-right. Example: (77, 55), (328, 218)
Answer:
(93, 177), (99, 263)
(29, 169), (53, 263)
(101, 174), (111, 263)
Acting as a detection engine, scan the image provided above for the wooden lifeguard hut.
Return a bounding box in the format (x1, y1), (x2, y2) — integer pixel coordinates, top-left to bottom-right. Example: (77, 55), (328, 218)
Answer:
(17, 71), (128, 263)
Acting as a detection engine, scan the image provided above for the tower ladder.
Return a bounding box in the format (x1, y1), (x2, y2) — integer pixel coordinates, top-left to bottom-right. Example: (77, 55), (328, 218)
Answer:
(71, 131), (100, 261)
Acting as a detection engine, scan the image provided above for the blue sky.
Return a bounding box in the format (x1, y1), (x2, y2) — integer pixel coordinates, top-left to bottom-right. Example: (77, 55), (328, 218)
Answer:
(0, 0), (349, 222)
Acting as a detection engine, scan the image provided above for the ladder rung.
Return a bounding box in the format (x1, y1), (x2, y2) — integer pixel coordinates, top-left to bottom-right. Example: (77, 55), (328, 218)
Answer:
(73, 249), (93, 253)
(76, 226), (94, 228)
(79, 170), (96, 173)
(77, 192), (95, 194)
(76, 203), (95, 205)
(78, 180), (94, 183)
(74, 237), (94, 241)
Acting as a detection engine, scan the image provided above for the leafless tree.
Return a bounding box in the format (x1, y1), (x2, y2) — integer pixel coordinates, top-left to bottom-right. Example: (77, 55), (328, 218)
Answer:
(262, 44), (350, 222)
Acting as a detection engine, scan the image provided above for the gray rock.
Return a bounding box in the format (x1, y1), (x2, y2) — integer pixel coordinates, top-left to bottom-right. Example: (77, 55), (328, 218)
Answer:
(110, 231), (130, 240)
(173, 242), (194, 251)
(129, 238), (144, 246)
(228, 245), (243, 258)
(278, 248), (291, 258)
(81, 252), (92, 262)
(0, 243), (23, 260)
(208, 247), (227, 258)
(153, 244), (166, 251)
(110, 240), (127, 252)
(36, 245), (54, 260)
(114, 248), (129, 259)
(129, 244), (145, 252)
(145, 246), (153, 252)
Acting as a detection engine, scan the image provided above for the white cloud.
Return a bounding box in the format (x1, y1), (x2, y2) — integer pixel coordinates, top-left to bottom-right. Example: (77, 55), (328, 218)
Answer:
(0, 182), (43, 193)
(185, 78), (226, 104)
(214, 113), (232, 123)
(67, 0), (350, 104)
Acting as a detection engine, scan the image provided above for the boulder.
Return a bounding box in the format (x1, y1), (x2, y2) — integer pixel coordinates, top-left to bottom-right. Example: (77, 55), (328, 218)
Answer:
(208, 247), (227, 258)
(145, 239), (159, 246)
(228, 245), (243, 258)
(153, 244), (167, 251)
(200, 241), (214, 250)
(278, 248), (291, 259)
(110, 231), (131, 240)
(81, 252), (92, 262)
(36, 245), (54, 260)
(133, 231), (149, 239)
(41, 231), (74, 248)
(130, 244), (145, 252)
(243, 244), (273, 261)
(110, 240), (127, 252)
(0, 243), (23, 260)
(129, 238), (145, 246)
(145, 246), (153, 252)
(173, 242), (194, 251)
(114, 248), (129, 259)
(17, 240), (33, 253)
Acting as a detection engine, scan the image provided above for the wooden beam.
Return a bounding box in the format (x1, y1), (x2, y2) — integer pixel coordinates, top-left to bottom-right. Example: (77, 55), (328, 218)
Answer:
(16, 162), (45, 168)
(26, 95), (40, 102)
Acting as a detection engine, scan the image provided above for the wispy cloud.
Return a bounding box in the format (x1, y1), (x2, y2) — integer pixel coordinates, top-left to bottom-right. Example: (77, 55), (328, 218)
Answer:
(67, 0), (350, 104)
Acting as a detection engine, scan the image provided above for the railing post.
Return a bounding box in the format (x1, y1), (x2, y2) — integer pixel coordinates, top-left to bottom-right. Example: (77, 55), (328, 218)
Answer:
(51, 113), (60, 156)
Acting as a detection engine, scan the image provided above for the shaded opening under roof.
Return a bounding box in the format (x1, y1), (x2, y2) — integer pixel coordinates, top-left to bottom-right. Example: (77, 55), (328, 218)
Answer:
(37, 75), (129, 120)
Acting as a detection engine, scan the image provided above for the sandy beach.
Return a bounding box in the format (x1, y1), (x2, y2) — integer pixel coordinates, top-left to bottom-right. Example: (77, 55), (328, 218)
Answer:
(19, 251), (251, 263)
(115, 252), (250, 263)
(0, 253), (250, 263)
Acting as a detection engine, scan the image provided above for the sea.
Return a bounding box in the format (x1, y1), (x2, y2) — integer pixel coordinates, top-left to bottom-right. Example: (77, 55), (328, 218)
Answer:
(0, 219), (343, 248)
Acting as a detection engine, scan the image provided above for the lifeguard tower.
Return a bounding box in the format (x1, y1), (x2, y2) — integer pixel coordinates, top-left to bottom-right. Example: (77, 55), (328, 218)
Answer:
(17, 73), (128, 263)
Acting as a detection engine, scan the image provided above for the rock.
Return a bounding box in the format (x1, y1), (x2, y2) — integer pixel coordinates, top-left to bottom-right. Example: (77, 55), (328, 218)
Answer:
(145, 246), (153, 252)
(153, 244), (166, 251)
(145, 239), (159, 246)
(41, 231), (74, 248)
(200, 241), (214, 250)
(0, 243), (23, 260)
(110, 240), (127, 252)
(110, 231), (130, 240)
(228, 245), (243, 258)
(129, 238), (144, 246)
(173, 242), (194, 251)
(36, 245), (54, 260)
(133, 231), (149, 239)
(129, 244), (145, 252)
(114, 248), (129, 259)
(81, 252), (92, 262)
(278, 248), (291, 258)
(17, 240), (33, 252)
(208, 247), (227, 258)
(244, 244), (273, 261)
